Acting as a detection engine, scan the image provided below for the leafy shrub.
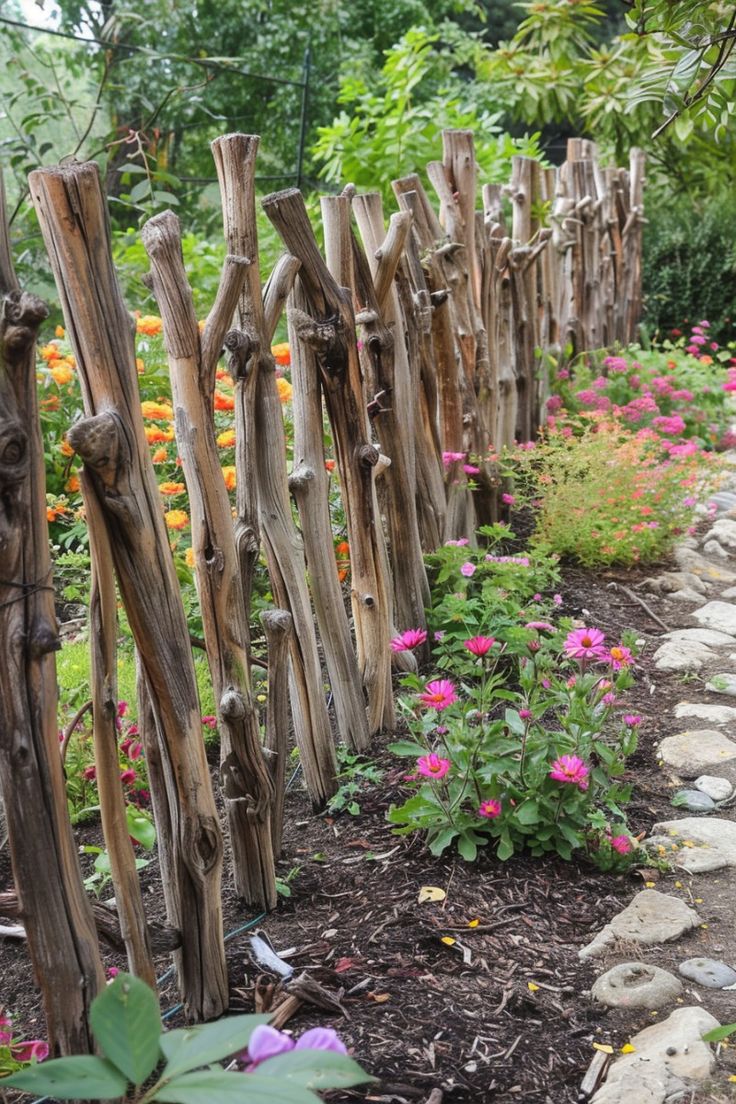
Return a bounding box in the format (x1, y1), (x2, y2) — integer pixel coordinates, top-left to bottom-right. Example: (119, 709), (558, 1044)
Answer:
(387, 536), (639, 867)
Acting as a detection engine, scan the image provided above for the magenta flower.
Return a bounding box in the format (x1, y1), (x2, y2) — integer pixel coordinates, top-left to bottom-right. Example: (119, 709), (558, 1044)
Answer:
(623, 714), (642, 727)
(519, 709), (533, 720)
(10, 1040), (49, 1063)
(478, 799), (502, 819)
(610, 835), (632, 855)
(417, 753), (452, 780)
(463, 464), (480, 475)
(549, 754), (589, 791)
(602, 692), (616, 706)
(83, 765), (96, 781)
(501, 493), (515, 505)
(460, 562), (476, 577)
(390, 628), (428, 653)
(525, 621), (554, 631)
(608, 645), (633, 670)
(201, 715), (218, 728)
(564, 626), (605, 661)
(464, 635), (495, 656)
(119, 769), (137, 785)
(419, 679), (458, 711)
(129, 742), (143, 760)
(442, 451), (465, 467)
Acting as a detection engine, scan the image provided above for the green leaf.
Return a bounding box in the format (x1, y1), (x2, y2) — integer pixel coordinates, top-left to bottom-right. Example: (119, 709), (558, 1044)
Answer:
(129, 179), (153, 203)
(90, 972), (162, 1086)
(126, 804), (157, 849)
(428, 827), (458, 855)
(160, 1014), (271, 1079)
(256, 1049), (375, 1090)
(153, 1069), (320, 1103)
(3, 1056), (128, 1099)
(516, 800), (539, 826)
(497, 834), (514, 861)
(703, 1023), (736, 1043)
(387, 740), (427, 757)
(457, 834), (477, 862)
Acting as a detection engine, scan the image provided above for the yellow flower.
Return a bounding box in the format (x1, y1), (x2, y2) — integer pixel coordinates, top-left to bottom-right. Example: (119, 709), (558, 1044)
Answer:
(217, 429), (236, 449)
(50, 363), (74, 386)
(141, 400), (173, 421)
(276, 377), (293, 404)
(222, 465), (236, 491)
(55, 325), (65, 338)
(185, 547), (195, 568)
(159, 481), (186, 496)
(136, 358), (145, 374)
(165, 509), (189, 530)
(136, 315), (163, 336)
(271, 342), (290, 366)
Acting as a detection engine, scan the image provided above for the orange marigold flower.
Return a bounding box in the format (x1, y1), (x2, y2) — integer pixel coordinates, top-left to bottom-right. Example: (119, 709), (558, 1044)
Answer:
(41, 395), (60, 410)
(39, 343), (61, 362)
(222, 465), (236, 491)
(60, 437), (75, 458)
(151, 447), (169, 463)
(136, 358), (145, 374)
(145, 426), (175, 445)
(160, 481), (186, 496)
(165, 508), (189, 530)
(65, 474), (80, 493)
(214, 390), (235, 412)
(217, 429), (236, 449)
(136, 315), (163, 336)
(141, 400), (174, 421)
(50, 363), (74, 386)
(271, 342), (290, 366)
(338, 568), (348, 583)
(699, 355), (713, 366)
(325, 459), (336, 472)
(55, 325), (65, 338)
(276, 377), (293, 403)
(185, 547), (196, 568)
(335, 541), (350, 557)
(216, 369), (233, 385)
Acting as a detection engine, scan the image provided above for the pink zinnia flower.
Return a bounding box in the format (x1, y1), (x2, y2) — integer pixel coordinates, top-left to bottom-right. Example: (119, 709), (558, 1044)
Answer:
(201, 715), (217, 728)
(119, 769), (137, 785)
(445, 538), (470, 546)
(501, 493), (515, 505)
(390, 628), (428, 653)
(442, 451), (465, 467)
(478, 799), (502, 819)
(610, 835), (632, 855)
(519, 709), (533, 720)
(608, 645), (633, 670)
(244, 1025), (347, 1072)
(419, 679), (458, 711)
(602, 692), (616, 706)
(10, 1040), (48, 1063)
(463, 464), (480, 475)
(623, 714), (642, 727)
(460, 562), (476, 577)
(128, 742), (143, 760)
(525, 621), (554, 631)
(564, 626), (605, 661)
(417, 753), (451, 779)
(549, 754), (589, 790)
(464, 635), (495, 656)
(82, 765), (96, 781)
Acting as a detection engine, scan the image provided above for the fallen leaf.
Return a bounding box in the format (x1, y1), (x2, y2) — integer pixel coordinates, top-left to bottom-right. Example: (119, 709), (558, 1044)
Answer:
(620, 1044), (635, 1054)
(592, 1044), (614, 1054)
(334, 957), (359, 973)
(644, 881), (656, 888)
(418, 886), (446, 904)
(468, 918), (480, 928)
(367, 992), (390, 1003)
(440, 936), (456, 946)
(527, 982), (540, 993)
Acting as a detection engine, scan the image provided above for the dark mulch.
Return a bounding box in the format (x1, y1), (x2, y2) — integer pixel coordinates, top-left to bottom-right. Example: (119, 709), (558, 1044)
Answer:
(0, 549), (725, 1103)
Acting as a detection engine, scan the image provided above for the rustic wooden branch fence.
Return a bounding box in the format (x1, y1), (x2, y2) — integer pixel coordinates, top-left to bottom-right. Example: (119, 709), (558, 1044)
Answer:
(0, 132), (644, 1051)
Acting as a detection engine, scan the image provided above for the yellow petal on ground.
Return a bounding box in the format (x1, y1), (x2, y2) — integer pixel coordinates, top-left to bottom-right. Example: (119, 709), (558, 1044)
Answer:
(468, 918), (480, 928)
(728, 1075), (736, 1082)
(527, 982), (540, 993)
(644, 881), (656, 888)
(620, 1044), (635, 1054)
(440, 936), (456, 946)
(674, 881), (682, 889)
(592, 1044), (614, 1054)
(418, 886), (446, 904)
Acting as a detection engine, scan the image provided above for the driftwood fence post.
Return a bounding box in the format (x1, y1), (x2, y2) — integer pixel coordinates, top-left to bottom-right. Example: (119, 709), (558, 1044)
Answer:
(0, 169), (105, 1054)
(211, 134), (338, 804)
(141, 208), (278, 909)
(29, 161), (228, 1020)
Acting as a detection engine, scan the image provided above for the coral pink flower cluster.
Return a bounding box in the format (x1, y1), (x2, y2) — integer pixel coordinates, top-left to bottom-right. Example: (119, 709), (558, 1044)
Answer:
(549, 754), (589, 791)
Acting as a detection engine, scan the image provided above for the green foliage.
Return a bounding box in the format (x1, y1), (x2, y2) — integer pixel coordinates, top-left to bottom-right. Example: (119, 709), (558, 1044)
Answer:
(2, 974), (372, 1103)
(327, 750), (384, 817)
(313, 27), (543, 203)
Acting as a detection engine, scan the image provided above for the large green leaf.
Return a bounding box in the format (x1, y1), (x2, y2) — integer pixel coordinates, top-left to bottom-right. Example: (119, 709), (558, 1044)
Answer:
(90, 972), (162, 1085)
(256, 1048), (376, 1090)
(160, 1014), (271, 1079)
(153, 1069), (320, 1103)
(3, 1055), (128, 1099)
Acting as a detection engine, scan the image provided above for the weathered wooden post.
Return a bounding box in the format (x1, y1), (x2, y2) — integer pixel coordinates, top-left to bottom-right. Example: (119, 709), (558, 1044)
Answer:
(0, 169), (105, 1054)
(141, 209), (278, 909)
(211, 134), (338, 803)
(260, 608), (293, 858)
(623, 148), (646, 345)
(30, 161), (228, 1020)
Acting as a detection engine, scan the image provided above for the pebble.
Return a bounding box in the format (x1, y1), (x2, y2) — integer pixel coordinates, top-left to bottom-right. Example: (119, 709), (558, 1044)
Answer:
(672, 789), (715, 813)
(591, 962), (683, 1009)
(678, 957), (736, 989)
(694, 774), (733, 802)
(658, 728), (736, 778)
(692, 600), (736, 637)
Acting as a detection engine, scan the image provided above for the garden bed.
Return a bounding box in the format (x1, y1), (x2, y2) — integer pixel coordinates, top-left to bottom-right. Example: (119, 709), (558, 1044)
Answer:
(1, 552), (723, 1104)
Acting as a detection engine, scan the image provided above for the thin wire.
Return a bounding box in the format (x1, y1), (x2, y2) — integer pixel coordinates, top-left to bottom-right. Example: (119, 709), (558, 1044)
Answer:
(0, 15), (306, 88)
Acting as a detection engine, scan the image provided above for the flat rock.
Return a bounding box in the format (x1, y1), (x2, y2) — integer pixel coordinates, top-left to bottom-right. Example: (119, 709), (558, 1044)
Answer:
(591, 962), (683, 1009)
(658, 729), (736, 777)
(591, 1006), (720, 1104)
(692, 600), (736, 636)
(650, 816), (736, 873)
(702, 539), (730, 559)
(652, 640), (717, 672)
(674, 701), (736, 725)
(706, 672), (736, 697)
(664, 628), (736, 646)
(645, 571), (707, 595)
(704, 517), (736, 548)
(694, 774), (734, 801)
(670, 587), (709, 603)
(678, 957), (736, 988)
(675, 547), (736, 583)
(672, 789), (715, 812)
(578, 890), (701, 960)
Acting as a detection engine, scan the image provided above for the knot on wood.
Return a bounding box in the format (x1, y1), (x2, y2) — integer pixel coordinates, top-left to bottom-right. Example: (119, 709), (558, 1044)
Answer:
(429, 289), (449, 308)
(360, 593), (376, 608)
(0, 420), (29, 486)
(1, 291), (49, 363)
(67, 412), (122, 479)
(260, 608), (293, 639)
(288, 464), (314, 492)
(355, 309), (378, 326)
(357, 443), (379, 468)
(224, 329), (253, 379)
(220, 688), (247, 720)
(29, 619), (61, 657)
(288, 307), (336, 352)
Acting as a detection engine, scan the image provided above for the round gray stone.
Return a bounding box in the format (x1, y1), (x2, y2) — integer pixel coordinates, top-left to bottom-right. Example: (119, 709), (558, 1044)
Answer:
(694, 775), (734, 802)
(672, 789), (716, 813)
(591, 962), (683, 1009)
(678, 957), (736, 989)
